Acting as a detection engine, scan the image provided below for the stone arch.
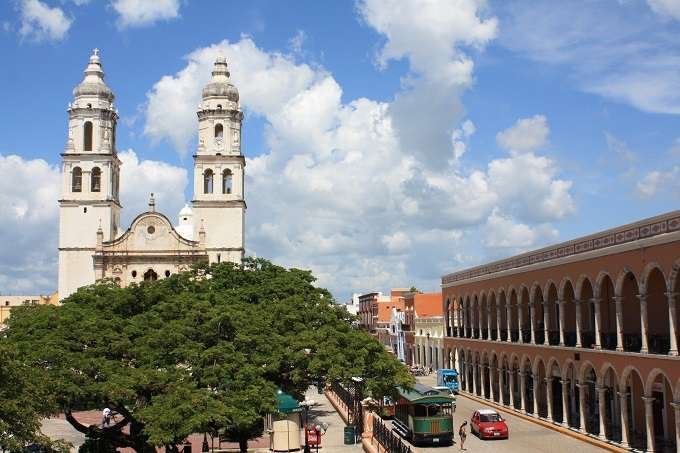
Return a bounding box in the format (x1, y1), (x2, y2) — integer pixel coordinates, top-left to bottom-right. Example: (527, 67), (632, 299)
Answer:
(71, 166), (82, 192)
(562, 280), (577, 346)
(498, 288), (509, 341)
(481, 351), (491, 399)
(472, 294), (481, 339)
(644, 370), (677, 452)
(574, 274), (593, 300)
(579, 276), (596, 349)
(509, 287), (520, 342)
(563, 360), (579, 428)
(203, 168), (214, 194)
(480, 292), (489, 339)
(488, 291), (498, 340)
(544, 281), (560, 345)
(594, 271), (615, 298)
(519, 285), (531, 343)
(532, 283), (546, 344)
(639, 262), (667, 293)
(511, 354), (521, 410)
(597, 272), (617, 350)
(522, 355), (534, 413)
(580, 362), (599, 435)
(645, 266), (670, 354)
(547, 357), (564, 423)
(620, 366), (646, 451)
(617, 270), (642, 352)
(558, 276), (573, 301)
(670, 259), (680, 293)
(533, 356), (548, 418)
(600, 364), (621, 442)
(490, 352), (500, 402)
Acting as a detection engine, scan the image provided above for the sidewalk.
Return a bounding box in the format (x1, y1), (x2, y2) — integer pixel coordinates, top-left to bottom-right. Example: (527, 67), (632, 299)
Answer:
(294, 387), (363, 453)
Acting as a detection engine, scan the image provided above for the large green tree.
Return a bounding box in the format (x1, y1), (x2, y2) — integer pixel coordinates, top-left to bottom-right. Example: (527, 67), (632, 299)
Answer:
(5, 258), (411, 452)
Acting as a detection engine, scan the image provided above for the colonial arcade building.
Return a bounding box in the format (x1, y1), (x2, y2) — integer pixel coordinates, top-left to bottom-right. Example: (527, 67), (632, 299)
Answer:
(58, 50), (245, 299)
(440, 211), (679, 452)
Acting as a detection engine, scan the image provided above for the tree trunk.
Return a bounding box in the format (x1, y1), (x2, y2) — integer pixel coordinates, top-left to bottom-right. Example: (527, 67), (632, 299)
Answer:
(239, 437), (248, 453)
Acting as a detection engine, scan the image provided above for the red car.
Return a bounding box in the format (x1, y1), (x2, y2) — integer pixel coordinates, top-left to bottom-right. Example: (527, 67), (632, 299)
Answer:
(470, 409), (509, 439)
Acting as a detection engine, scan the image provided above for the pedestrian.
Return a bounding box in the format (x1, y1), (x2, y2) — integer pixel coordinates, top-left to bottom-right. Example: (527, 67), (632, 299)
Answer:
(102, 407), (112, 427)
(458, 421), (467, 451)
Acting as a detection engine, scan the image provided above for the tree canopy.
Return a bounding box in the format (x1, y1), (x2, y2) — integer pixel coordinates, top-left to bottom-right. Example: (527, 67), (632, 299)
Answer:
(4, 258), (412, 451)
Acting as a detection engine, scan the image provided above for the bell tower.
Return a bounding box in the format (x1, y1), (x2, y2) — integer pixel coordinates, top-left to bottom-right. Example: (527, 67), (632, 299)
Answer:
(58, 49), (121, 299)
(191, 57), (245, 264)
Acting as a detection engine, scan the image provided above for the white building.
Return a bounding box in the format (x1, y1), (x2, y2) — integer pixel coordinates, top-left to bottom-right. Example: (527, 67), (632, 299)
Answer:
(345, 293), (360, 316)
(389, 307), (406, 362)
(58, 50), (245, 299)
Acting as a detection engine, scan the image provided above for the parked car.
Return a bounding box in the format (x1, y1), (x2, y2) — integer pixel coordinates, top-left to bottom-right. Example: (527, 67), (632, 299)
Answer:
(470, 409), (508, 439)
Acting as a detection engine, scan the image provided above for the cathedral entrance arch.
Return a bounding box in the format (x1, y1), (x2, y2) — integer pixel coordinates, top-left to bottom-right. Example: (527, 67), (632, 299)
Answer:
(144, 269), (158, 281)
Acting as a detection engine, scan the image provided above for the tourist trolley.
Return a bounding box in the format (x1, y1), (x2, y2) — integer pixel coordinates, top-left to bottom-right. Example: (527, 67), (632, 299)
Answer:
(391, 384), (455, 446)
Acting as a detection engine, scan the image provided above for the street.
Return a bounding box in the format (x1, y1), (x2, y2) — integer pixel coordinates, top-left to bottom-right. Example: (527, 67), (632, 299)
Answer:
(395, 375), (607, 453)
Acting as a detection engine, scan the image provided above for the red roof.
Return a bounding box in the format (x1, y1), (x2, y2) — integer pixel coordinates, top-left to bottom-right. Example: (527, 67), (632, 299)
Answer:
(414, 292), (443, 317)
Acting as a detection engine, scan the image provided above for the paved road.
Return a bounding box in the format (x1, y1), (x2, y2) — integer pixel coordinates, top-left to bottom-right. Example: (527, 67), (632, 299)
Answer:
(401, 375), (604, 453)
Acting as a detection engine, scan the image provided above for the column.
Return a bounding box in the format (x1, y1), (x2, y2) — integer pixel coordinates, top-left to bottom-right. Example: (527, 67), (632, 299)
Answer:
(614, 296), (624, 351)
(596, 386), (607, 439)
(618, 390), (630, 448)
(462, 305), (467, 338)
(518, 304), (525, 343)
(532, 373), (540, 416)
(638, 294), (649, 353)
(577, 383), (587, 433)
(498, 368), (505, 405)
(558, 300), (566, 346)
(642, 396), (655, 452)
(506, 305), (512, 342)
(509, 370), (516, 408)
(546, 377), (554, 422)
(486, 308), (492, 340)
(665, 292), (678, 355)
(490, 366), (496, 401)
(438, 344), (444, 370)
(592, 298), (602, 349)
(543, 301), (550, 345)
(575, 299), (583, 348)
(529, 302), (536, 344)
(670, 401), (680, 452)
(561, 380), (570, 427)
(519, 372), (527, 412)
(496, 306), (502, 341)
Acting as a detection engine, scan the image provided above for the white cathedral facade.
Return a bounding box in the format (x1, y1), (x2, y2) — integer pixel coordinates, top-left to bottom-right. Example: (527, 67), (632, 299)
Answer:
(58, 50), (245, 300)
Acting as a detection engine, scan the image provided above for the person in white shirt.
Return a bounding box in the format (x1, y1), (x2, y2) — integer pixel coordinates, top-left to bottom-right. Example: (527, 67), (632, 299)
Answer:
(102, 407), (112, 427)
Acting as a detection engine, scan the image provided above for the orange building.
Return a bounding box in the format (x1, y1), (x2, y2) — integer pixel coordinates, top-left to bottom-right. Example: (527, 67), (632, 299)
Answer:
(439, 210), (679, 452)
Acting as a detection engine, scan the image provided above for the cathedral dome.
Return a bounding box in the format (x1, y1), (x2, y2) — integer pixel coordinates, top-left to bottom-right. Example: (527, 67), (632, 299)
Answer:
(202, 56), (239, 103)
(73, 49), (114, 102)
(176, 204), (194, 240)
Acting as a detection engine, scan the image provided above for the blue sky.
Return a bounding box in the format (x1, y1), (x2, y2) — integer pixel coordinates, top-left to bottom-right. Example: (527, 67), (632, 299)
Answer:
(1, 0), (679, 299)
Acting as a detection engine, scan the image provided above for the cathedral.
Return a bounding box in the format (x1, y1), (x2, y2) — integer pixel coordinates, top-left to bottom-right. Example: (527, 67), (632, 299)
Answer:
(58, 50), (246, 300)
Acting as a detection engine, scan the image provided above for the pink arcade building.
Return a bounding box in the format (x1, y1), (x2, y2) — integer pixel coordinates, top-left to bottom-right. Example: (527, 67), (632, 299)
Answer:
(440, 210), (679, 452)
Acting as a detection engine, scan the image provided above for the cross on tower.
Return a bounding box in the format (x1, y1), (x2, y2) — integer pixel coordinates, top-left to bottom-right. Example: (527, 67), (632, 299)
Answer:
(93, 48), (99, 57)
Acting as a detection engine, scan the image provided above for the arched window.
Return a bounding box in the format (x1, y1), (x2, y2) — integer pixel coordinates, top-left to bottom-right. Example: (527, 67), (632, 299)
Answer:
(144, 269), (158, 281)
(91, 167), (101, 192)
(215, 123), (224, 139)
(72, 167), (82, 192)
(222, 169), (232, 194)
(83, 121), (93, 151)
(204, 169), (214, 194)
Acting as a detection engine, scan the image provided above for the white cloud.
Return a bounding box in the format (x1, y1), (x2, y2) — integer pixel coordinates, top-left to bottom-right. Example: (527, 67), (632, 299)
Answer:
(451, 119), (475, 161)
(359, 0), (497, 169)
(118, 149), (188, 227)
(483, 208), (558, 249)
(144, 37), (320, 153)
(647, 0), (680, 20)
(496, 115), (549, 154)
(382, 231), (411, 253)
(111, 0), (181, 28)
(636, 166), (680, 198)
(358, 0), (497, 86)
(487, 151), (575, 222)
(143, 35), (574, 299)
(0, 154), (60, 294)
(288, 30), (306, 55)
(499, 1), (680, 114)
(18, 0), (72, 42)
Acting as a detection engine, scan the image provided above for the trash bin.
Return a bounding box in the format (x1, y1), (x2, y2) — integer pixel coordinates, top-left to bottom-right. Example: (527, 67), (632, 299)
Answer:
(343, 426), (356, 445)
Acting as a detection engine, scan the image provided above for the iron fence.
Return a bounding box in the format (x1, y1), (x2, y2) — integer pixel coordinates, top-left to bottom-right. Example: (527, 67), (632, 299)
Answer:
(372, 416), (412, 453)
